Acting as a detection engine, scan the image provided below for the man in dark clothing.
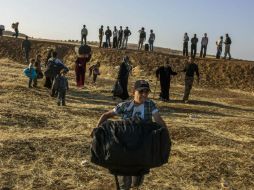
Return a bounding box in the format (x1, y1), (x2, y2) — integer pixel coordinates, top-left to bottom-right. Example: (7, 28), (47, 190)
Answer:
(12, 22), (19, 38)
(200, 33), (208, 58)
(115, 56), (132, 100)
(81, 25), (88, 45)
(105, 26), (112, 48)
(156, 60), (177, 101)
(182, 57), (199, 103)
(98, 25), (104, 48)
(21, 36), (31, 63)
(183, 33), (189, 56)
(191, 34), (198, 58)
(122, 27), (131, 49)
(118, 26), (123, 49)
(224, 33), (232, 60)
(138, 27), (146, 50)
(112, 26), (118, 48)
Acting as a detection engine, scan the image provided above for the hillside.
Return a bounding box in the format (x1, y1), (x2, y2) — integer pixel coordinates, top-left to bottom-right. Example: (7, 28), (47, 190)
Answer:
(0, 36), (254, 189)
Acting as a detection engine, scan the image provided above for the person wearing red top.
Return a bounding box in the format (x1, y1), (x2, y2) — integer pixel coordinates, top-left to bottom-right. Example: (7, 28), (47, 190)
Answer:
(75, 54), (91, 87)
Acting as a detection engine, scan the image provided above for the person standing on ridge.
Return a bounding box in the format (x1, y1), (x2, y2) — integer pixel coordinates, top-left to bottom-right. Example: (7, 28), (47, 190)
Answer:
(21, 36), (31, 63)
(98, 25), (104, 48)
(200, 33), (208, 58)
(183, 32), (189, 56)
(216, 36), (223, 59)
(148, 30), (155, 51)
(81, 25), (88, 45)
(191, 34), (198, 58)
(224, 33), (232, 60)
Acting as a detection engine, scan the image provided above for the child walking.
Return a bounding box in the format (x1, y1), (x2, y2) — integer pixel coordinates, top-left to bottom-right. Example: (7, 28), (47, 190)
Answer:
(27, 58), (37, 88)
(89, 62), (101, 84)
(53, 69), (69, 106)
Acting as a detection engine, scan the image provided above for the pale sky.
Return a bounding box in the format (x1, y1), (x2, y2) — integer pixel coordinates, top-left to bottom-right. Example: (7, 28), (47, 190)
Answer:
(1, 0), (254, 60)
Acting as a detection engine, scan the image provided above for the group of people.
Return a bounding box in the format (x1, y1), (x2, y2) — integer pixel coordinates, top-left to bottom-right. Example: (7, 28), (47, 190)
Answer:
(183, 33), (232, 60)
(81, 25), (156, 51)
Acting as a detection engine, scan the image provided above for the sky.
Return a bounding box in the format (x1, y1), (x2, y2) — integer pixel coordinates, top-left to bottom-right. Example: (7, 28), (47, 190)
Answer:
(1, 0), (254, 60)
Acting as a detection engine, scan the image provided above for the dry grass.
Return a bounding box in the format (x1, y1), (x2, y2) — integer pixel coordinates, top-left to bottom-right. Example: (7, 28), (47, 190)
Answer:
(0, 38), (254, 190)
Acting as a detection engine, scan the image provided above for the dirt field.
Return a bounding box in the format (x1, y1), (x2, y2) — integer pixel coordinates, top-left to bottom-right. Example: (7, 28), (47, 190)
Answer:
(0, 37), (254, 190)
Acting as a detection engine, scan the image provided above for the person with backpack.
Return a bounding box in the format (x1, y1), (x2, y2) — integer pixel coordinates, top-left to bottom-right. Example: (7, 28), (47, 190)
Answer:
(53, 68), (69, 106)
(12, 22), (19, 38)
(148, 30), (155, 51)
(224, 33), (232, 60)
(216, 36), (223, 59)
(81, 25), (88, 45)
(156, 59), (177, 102)
(200, 33), (208, 58)
(105, 26), (112, 48)
(118, 26), (123, 49)
(191, 34), (198, 58)
(98, 25), (104, 48)
(138, 27), (146, 50)
(95, 79), (168, 190)
(182, 57), (200, 103)
(113, 56), (132, 100)
(183, 33), (189, 56)
(45, 51), (68, 97)
(21, 36), (31, 63)
(122, 27), (131, 49)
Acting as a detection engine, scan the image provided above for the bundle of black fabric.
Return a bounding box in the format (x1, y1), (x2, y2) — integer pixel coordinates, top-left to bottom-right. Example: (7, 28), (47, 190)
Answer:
(90, 119), (171, 176)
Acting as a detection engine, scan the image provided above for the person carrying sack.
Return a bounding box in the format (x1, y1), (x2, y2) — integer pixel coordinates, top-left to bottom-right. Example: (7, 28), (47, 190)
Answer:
(92, 80), (170, 190)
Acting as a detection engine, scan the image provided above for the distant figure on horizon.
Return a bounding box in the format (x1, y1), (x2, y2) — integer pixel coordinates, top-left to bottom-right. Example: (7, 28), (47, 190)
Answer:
(138, 27), (146, 50)
(105, 26), (112, 48)
(0, 25), (5, 36)
(113, 26), (118, 48)
(118, 26), (123, 49)
(182, 57), (199, 103)
(200, 33), (208, 58)
(122, 27), (131, 49)
(98, 25), (104, 48)
(183, 33), (189, 56)
(191, 34), (198, 58)
(148, 29), (155, 51)
(156, 59), (177, 102)
(81, 25), (88, 45)
(224, 33), (232, 60)
(12, 22), (19, 38)
(216, 36), (223, 59)
(21, 36), (31, 63)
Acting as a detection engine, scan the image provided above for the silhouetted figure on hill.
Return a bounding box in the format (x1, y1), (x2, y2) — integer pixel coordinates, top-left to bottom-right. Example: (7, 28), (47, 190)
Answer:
(138, 27), (146, 50)
(200, 33), (208, 58)
(21, 36), (31, 63)
(156, 59), (177, 101)
(148, 30), (155, 51)
(118, 26), (123, 49)
(191, 34), (198, 58)
(0, 25), (5, 36)
(224, 33), (232, 60)
(81, 25), (88, 45)
(12, 22), (19, 38)
(122, 27), (131, 49)
(183, 33), (189, 56)
(98, 25), (104, 48)
(105, 26), (112, 48)
(216, 36), (223, 59)
(182, 57), (199, 103)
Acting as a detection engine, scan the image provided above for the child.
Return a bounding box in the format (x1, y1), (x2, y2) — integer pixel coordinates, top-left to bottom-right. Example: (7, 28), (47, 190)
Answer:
(53, 69), (69, 106)
(89, 62), (101, 83)
(27, 59), (37, 88)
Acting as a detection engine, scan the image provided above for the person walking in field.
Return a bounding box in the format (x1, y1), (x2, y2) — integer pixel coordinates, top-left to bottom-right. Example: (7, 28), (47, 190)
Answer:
(21, 36), (31, 63)
(112, 26), (118, 48)
(182, 57), (200, 103)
